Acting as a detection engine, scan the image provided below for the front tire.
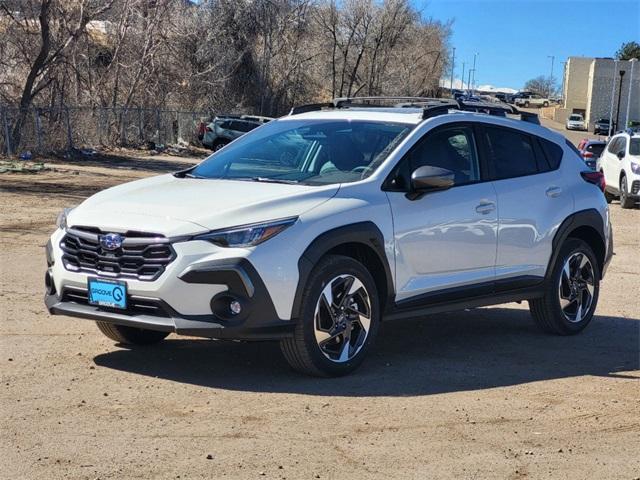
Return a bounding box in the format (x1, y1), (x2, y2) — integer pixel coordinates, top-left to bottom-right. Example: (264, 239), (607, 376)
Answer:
(280, 255), (380, 377)
(96, 321), (169, 345)
(529, 238), (599, 335)
(620, 176), (635, 209)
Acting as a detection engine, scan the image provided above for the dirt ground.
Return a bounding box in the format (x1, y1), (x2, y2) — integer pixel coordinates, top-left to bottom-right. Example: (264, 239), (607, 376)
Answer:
(1, 138), (639, 480)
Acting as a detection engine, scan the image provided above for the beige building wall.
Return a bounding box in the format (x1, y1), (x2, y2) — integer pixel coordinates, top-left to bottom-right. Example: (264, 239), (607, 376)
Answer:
(562, 56), (639, 130)
(563, 57), (592, 111)
(586, 58), (640, 128)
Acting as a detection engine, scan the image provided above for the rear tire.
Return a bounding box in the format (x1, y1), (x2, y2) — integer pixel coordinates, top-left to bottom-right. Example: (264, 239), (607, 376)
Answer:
(620, 176), (635, 209)
(529, 238), (599, 335)
(280, 255), (380, 377)
(211, 139), (229, 152)
(604, 189), (615, 204)
(96, 321), (169, 345)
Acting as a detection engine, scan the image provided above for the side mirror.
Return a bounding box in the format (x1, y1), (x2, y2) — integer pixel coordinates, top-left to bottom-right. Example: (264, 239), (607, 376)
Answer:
(407, 166), (455, 200)
(617, 151), (625, 160)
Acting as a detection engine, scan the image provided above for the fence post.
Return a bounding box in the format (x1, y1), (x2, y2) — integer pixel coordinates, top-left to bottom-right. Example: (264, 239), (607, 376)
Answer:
(155, 108), (161, 145)
(138, 107), (144, 143)
(64, 106), (73, 150)
(2, 107), (12, 156)
(33, 108), (43, 152)
(120, 108), (126, 146)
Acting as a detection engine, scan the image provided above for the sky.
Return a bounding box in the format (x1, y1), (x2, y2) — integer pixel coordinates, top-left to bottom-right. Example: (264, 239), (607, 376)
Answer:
(420, 0), (640, 90)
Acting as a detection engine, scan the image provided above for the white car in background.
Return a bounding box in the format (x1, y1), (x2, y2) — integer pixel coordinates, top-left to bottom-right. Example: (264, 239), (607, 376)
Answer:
(566, 114), (586, 131)
(598, 129), (640, 208)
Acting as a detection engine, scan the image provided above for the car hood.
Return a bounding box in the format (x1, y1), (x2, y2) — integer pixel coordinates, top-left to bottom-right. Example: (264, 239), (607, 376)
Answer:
(69, 174), (339, 236)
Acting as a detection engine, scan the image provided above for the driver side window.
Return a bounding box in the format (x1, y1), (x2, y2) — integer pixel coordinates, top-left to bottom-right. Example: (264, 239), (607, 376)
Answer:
(403, 126), (480, 187)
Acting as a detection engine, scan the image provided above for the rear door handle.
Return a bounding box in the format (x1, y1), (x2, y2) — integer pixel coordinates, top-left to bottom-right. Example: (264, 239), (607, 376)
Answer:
(546, 186), (562, 198)
(475, 201), (496, 214)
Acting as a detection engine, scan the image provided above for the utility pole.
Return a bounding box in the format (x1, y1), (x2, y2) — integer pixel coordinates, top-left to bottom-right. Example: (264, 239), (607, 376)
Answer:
(450, 47), (456, 93)
(625, 58), (637, 128)
(616, 70), (626, 132)
(548, 55), (555, 97)
(471, 53), (478, 94)
(468, 69), (475, 96)
(461, 62), (466, 92)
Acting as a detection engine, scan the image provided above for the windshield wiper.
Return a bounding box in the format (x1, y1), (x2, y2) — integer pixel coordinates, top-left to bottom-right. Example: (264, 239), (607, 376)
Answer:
(250, 177), (300, 184)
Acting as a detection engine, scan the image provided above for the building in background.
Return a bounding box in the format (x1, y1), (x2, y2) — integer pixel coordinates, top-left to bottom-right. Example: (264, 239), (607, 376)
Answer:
(559, 56), (639, 131)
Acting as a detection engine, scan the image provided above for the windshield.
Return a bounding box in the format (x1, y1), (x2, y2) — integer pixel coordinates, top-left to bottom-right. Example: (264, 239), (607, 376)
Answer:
(189, 119), (413, 185)
(630, 138), (640, 156)
(569, 115), (582, 121)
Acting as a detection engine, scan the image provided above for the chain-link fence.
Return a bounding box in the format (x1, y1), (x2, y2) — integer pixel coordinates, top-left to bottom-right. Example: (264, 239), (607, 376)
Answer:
(0, 106), (209, 157)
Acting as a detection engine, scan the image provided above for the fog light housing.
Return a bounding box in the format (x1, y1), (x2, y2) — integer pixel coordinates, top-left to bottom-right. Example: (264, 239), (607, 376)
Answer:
(229, 300), (242, 315)
(210, 293), (248, 322)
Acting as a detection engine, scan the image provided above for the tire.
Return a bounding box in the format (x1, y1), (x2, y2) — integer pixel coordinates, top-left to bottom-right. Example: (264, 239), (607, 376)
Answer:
(543, 101), (549, 107)
(529, 238), (600, 335)
(280, 255), (380, 377)
(620, 176), (635, 209)
(95, 321), (169, 345)
(604, 190), (615, 204)
(524, 101), (530, 107)
(211, 139), (229, 152)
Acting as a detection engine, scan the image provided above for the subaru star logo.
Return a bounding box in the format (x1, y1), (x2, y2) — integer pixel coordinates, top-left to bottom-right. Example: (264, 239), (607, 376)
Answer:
(100, 233), (124, 251)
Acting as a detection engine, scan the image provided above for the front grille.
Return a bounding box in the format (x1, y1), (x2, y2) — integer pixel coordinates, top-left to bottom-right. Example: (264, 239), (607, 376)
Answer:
(631, 180), (640, 195)
(60, 227), (176, 281)
(61, 287), (171, 317)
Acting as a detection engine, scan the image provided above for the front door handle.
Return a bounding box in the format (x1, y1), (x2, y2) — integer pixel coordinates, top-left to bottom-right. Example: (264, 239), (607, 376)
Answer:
(475, 201), (496, 214)
(546, 186), (562, 198)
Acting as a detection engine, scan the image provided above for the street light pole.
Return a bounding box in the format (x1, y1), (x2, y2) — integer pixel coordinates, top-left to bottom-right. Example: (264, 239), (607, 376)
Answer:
(616, 70), (626, 132)
(625, 58), (637, 128)
(468, 69), (475, 95)
(450, 47), (456, 93)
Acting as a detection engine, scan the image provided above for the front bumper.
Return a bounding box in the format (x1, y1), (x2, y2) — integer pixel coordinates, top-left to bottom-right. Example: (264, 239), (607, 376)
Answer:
(45, 237), (295, 340)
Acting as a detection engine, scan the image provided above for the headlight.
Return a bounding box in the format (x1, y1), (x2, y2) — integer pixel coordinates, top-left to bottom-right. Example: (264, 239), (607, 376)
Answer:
(631, 162), (640, 175)
(194, 217), (297, 247)
(55, 207), (73, 230)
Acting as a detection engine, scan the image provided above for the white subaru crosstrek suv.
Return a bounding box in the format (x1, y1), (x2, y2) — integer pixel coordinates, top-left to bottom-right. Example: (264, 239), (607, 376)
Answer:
(45, 97), (613, 376)
(598, 129), (640, 208)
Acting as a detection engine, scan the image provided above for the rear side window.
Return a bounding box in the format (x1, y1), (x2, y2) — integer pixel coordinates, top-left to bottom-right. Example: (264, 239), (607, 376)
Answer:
(607, 138), (620, 153)
(482, 126), (538, 179)
(540, 138), (563, 170)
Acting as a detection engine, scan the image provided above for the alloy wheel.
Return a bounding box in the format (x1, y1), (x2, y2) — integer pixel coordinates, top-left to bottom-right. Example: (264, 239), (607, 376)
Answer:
(313, 274), (371, 363)
(558, 252), (595, 323)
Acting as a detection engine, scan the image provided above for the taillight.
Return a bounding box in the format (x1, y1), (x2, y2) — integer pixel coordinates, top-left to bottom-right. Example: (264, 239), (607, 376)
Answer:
(582, 151), (593, 158)
(205, 126), (213, 132)
(580, 171), (605, 192)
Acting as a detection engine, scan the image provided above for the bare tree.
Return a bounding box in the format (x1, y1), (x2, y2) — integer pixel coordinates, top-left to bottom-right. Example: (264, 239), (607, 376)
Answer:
(1, 0), (115, 148)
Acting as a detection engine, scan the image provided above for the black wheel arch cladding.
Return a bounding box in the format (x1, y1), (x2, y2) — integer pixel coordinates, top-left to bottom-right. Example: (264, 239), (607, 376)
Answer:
(291, 222), (394, 320)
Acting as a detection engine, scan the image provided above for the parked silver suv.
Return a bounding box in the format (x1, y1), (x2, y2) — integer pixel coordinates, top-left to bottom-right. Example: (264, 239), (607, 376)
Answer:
(202, 115), (272, 150)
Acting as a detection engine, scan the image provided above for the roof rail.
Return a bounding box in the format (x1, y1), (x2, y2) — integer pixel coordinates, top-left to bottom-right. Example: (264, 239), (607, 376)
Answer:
(288, 96), (542, 125)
